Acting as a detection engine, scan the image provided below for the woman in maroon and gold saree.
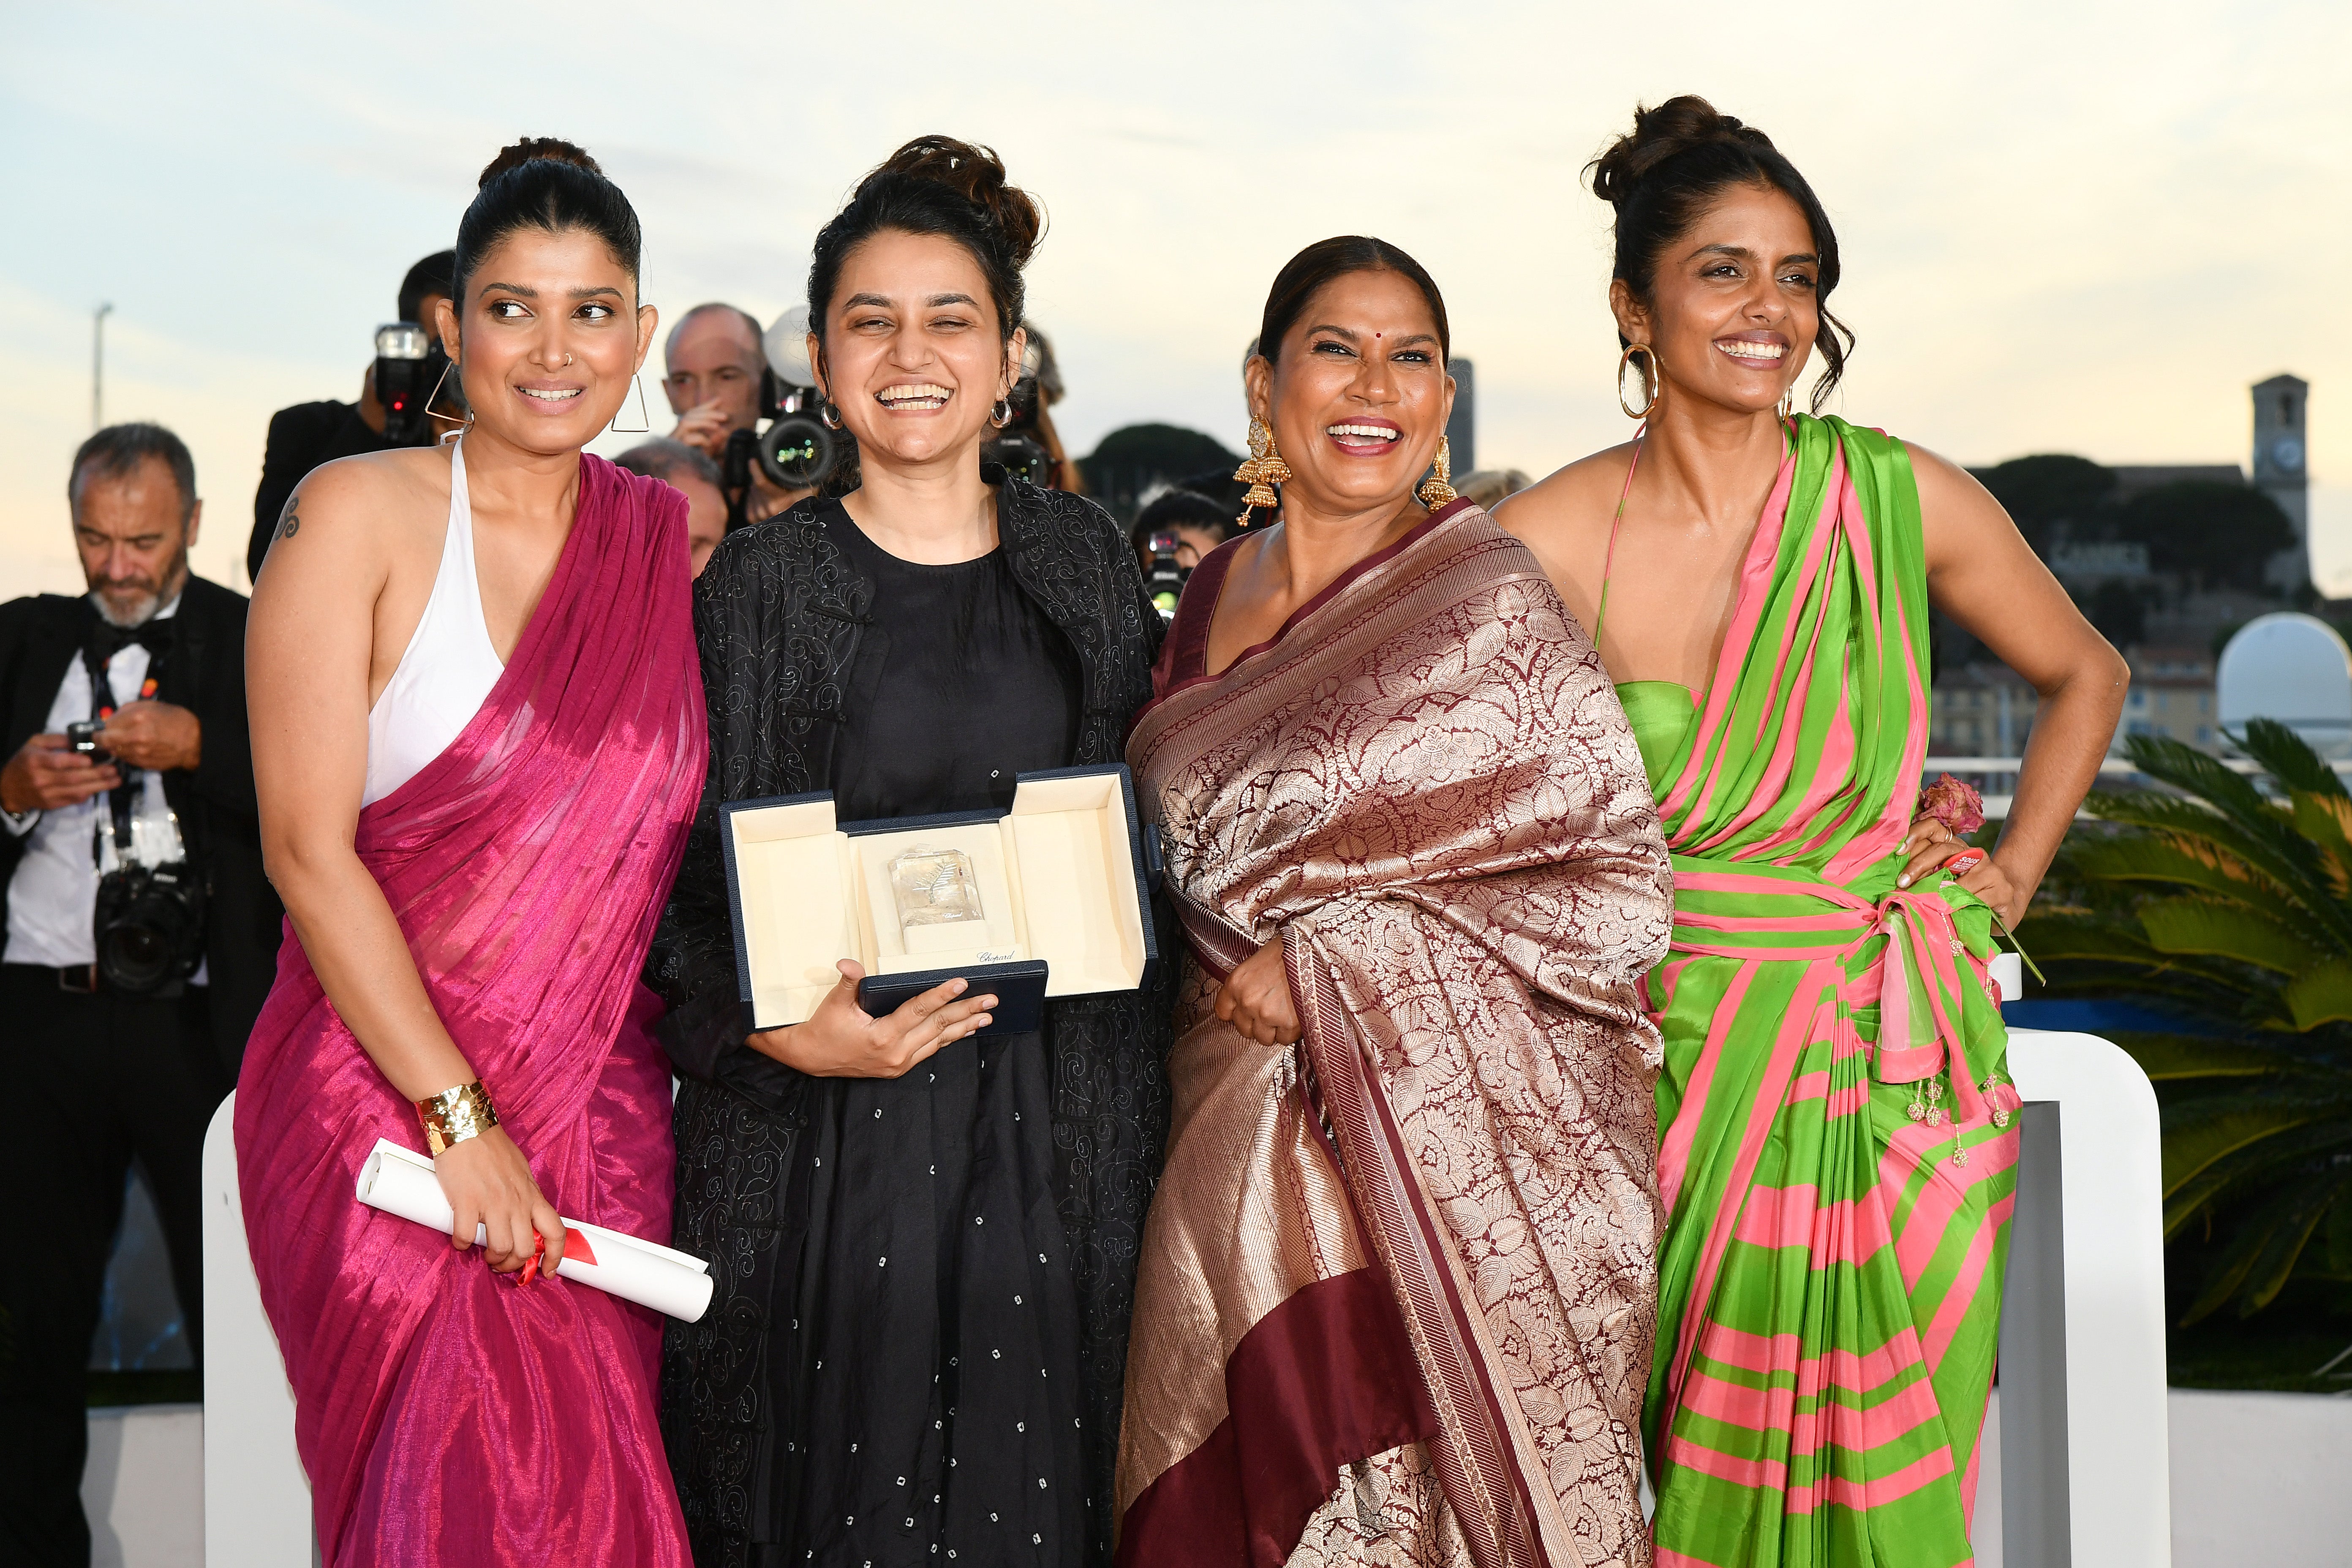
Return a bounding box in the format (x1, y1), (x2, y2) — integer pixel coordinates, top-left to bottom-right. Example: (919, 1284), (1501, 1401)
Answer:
(1116, 240), (1674, 1568)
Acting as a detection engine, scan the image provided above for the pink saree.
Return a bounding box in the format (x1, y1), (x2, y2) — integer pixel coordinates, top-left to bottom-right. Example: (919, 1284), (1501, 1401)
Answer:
(1117, 503), (1674, 1568)
(236, 456), (704, 1566)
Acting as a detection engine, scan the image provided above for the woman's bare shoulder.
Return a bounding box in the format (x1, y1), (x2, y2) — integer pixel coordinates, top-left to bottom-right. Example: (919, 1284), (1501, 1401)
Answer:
(1492, 442), (1639, 546)
(255, 446), (451, 594)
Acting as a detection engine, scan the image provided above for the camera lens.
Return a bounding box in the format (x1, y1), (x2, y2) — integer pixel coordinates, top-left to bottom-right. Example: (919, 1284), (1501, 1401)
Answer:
(758, 416), (836, 490)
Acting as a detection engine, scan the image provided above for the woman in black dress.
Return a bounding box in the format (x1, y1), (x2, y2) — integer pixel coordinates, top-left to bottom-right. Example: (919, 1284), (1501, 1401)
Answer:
(650, 137), (1174, 1568)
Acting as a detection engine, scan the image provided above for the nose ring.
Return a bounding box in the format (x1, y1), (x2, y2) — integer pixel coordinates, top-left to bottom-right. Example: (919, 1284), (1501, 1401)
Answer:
(563, 352), (573, 367)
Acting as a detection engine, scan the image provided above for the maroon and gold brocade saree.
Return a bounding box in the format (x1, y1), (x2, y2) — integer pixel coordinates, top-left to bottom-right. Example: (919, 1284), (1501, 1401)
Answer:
(1117, 502), (1674, 1568)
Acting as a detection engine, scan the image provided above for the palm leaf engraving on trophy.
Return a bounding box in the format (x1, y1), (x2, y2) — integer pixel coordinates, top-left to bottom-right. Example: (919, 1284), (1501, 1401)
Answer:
(889, 847), (986, 931)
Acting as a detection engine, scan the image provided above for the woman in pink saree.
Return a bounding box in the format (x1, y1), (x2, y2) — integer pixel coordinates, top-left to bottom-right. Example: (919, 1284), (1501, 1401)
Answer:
(238, 140), (700, 1565)
(1116, 239), (1674, 1568)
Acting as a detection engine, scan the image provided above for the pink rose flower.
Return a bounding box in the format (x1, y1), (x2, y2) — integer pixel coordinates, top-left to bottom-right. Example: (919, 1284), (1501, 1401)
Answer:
(1919, 774), (1986, 836)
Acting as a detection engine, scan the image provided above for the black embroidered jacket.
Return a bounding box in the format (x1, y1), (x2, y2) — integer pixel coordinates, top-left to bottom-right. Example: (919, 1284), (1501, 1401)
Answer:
(646, 476), (1176, 1564)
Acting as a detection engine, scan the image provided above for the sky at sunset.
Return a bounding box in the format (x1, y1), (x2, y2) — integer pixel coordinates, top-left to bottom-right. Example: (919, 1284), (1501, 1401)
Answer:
(4, 0), (2348, 596)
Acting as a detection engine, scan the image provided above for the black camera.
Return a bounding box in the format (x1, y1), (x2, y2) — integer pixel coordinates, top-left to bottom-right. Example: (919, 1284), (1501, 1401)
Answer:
(1145, 529), (1187, 617)
(753, 378), (838, 493)
(982, 347), (1060, 487)
(374, 322), (461, 447)
(67, 719), (111, 761)
(94, 858), (206, 995)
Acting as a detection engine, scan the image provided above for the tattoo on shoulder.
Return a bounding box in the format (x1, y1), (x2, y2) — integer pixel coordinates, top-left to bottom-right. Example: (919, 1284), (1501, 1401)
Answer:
(275, 495), (300, 542)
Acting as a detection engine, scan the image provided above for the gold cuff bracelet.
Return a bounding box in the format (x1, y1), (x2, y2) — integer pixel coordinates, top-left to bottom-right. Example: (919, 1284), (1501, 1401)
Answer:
(415, 1080), (499, 1156)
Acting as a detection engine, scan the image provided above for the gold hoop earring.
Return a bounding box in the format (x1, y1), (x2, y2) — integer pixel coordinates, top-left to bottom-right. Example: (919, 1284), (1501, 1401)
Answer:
(1233, 416), (1291, 526)
(609, 374), (651, 434)
(1417, 434), (1457, 510)
(1778, 386), (1796, 421)
(1617, 344), (1659, 420)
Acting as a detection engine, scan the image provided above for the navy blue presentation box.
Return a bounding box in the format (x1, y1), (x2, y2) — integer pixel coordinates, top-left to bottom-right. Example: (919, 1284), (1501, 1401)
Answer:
(720, 764), (1158, 1038)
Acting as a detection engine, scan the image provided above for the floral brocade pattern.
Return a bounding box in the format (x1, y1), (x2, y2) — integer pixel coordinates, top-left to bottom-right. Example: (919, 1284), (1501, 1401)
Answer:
(1124, 510), (1672, 1568)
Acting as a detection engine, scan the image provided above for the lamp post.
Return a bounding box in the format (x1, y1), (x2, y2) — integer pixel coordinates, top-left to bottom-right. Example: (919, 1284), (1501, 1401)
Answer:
(92, 302), (114, 431)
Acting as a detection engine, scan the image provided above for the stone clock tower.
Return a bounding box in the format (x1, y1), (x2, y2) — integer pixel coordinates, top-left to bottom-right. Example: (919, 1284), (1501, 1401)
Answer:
(2254, 373), (2309, 591)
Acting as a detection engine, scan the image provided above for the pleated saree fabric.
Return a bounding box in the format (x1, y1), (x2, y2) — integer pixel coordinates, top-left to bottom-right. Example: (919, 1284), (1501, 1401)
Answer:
(1118, 502), (1673, 1568)
(236, 457), (705, 1567)
(1634, 417), (2023, 1568)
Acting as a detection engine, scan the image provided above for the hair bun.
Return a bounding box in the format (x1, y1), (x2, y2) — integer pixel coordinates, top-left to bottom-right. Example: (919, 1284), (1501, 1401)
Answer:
(1589, 95), (1773, 208)
(478, 137), (604, 189)
(873, 136), (1044, 268)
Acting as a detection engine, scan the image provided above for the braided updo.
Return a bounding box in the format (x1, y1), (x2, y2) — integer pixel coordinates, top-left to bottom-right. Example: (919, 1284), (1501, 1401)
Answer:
(1589, 97), (1852, 412)
(452, 136), (642, 305)
(807, 136), (1044, 349)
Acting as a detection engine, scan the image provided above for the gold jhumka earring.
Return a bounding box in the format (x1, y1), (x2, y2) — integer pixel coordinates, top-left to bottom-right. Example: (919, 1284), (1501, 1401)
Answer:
(1233, 416), (1291, 526)
(1417, 435), (1457, 509)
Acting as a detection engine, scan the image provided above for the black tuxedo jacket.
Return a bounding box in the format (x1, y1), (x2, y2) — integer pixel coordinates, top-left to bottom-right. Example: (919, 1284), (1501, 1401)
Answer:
(0, 577), (283, 1072)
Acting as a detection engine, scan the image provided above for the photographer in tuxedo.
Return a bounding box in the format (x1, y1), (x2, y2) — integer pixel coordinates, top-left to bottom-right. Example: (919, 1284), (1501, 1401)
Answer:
(0, 423), (279, 1566)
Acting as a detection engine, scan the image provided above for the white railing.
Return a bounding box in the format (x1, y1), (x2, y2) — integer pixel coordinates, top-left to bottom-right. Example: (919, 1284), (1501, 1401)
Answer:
(1921, 755), (2352, 818)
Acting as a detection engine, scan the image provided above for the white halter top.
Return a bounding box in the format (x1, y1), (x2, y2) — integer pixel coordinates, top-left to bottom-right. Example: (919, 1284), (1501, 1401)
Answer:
(362, 439), (505, 807)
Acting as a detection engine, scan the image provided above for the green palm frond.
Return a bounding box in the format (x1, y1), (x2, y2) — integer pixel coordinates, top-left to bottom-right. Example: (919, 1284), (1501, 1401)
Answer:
(2289, 795), (2352, 896)
(2156, 1091), (2352, 1197)
(2069, 835), (2316, 931)
(2138, 897), (2328, 975)
(2183, 1165), (2352, 1322)
(2082, 791), (2352, 943)
(2125, 734), (2284, 827)
(2110, 1032), (2295, 1080)
(2042, 719), (2352, 1320)
(2286, 960), (2352, 1031)
(2236, 717), (2351, 800)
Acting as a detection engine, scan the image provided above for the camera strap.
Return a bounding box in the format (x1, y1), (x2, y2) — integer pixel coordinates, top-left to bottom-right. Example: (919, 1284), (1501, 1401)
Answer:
(78, 638), (166, 867)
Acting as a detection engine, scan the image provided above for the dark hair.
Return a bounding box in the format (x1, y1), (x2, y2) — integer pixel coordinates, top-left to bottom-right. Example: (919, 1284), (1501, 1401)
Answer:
(1588, 96), (1852, 413)
(1255, 237), (1450, 367)
(806, 136), (1043, 354)
(398, 250), (456, 323)
(69, 423), (197, 522)
(1134, 487), (1234, 544)
(613, 437), (721, 490)
(452, 138), (642, 306)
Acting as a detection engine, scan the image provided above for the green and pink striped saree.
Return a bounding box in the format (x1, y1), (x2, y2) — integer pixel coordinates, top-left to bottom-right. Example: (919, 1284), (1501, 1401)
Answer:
(1628, 416), (2021, 1568)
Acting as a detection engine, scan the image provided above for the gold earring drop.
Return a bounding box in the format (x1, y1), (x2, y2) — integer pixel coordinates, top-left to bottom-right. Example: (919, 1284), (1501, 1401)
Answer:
(1233, 416), (1291, 526)
(1417, 435), (1457, 509)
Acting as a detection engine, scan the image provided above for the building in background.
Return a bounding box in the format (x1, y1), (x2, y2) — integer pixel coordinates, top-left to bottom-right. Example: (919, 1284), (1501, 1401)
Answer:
(1931, 662), (2043, 756)
(2252, 373), (2310, 592)
(1446, 358), (1475, 474)
(1935, 374), (2311, 757)
(2119, 642), (2219, 749)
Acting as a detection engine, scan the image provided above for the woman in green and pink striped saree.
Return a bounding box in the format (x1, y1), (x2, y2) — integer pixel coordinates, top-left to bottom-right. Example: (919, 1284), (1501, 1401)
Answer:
(1504, 98), (2126, 1567)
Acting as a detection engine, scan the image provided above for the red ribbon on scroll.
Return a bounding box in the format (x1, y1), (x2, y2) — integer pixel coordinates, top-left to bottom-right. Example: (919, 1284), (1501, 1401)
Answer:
(517, 1226), (599, 1285)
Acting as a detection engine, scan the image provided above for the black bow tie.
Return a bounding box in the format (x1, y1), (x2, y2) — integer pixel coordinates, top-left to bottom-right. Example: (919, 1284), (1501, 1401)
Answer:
(87, 610), (176, 666)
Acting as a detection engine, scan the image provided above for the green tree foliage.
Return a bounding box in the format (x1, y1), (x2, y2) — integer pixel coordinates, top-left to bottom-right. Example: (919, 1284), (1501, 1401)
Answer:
(2113, 481), (2297, 592)
(1078, 424), (1241, 517)
(1972, 454), (2118, 556)
(2017, 719), (2352, 1321)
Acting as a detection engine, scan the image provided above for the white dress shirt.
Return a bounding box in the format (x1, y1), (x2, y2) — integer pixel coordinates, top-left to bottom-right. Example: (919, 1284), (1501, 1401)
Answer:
(3, 594), (201, 978)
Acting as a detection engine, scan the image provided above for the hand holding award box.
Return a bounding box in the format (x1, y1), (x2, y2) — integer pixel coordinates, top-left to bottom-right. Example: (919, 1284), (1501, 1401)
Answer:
(356, 1138), (715, 1322)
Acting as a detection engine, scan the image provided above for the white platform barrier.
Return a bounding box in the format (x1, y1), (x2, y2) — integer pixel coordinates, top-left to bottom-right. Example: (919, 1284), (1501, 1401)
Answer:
(202, 1026), (2172, 1568)
(1991, 1026), (2174, 1568)
(199, 1092), (316, 1565)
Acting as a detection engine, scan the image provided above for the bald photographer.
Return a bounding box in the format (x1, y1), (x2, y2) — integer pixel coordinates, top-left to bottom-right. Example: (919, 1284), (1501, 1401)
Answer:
(0, 424), (279, 1565)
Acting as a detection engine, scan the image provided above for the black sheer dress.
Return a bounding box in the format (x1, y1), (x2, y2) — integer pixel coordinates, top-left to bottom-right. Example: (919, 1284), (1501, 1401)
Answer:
(652, 479), (1175, 1568)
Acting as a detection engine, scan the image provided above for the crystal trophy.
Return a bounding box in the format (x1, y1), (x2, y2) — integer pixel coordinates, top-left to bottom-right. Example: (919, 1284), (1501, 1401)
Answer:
(889, 847), (985, 933)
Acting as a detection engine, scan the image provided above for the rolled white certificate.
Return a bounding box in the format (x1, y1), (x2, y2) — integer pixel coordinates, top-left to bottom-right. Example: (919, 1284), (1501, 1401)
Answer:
(355, 1138), (714, 1323)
